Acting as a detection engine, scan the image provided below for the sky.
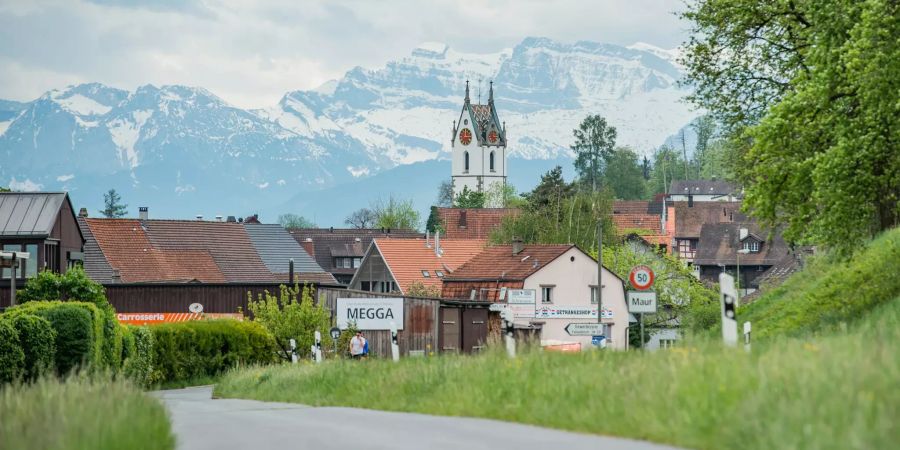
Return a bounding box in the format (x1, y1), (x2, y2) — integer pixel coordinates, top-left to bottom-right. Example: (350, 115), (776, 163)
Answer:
(0, 0), (688, 109)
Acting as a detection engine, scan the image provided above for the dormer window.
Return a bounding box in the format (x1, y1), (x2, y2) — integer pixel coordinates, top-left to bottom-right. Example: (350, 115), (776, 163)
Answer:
(742, 240), (760, 253)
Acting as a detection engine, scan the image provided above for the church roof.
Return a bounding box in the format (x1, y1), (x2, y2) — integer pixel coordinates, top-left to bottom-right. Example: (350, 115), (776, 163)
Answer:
(453, 81), (506, 147)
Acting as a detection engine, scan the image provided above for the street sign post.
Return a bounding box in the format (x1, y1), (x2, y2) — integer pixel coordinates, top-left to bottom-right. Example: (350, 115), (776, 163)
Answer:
(329, 326), (340, 356)
(627, 290), (657, 349)
(565, 322), (606, 336)
(629, 265), (655, 291)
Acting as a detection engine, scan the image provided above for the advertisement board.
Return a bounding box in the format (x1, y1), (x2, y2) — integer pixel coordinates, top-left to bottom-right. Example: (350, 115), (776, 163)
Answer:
(508, 289), (536, 304)
(534, 305), (613, 319)
(336, 297), (405, 330)
(116, 312), (242, 325)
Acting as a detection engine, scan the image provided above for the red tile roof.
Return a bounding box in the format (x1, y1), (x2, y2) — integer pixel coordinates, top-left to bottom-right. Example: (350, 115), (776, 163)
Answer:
(372, 238), (486, 294)
(612, 214), (662, 234)
(436, 207), (518, 239)
(443, 244), (574, 282)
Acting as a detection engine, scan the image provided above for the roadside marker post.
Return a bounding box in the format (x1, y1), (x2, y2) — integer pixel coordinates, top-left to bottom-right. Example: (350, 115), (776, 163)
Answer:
(719, 273), (739, 347)
(502, 309), (516, 358)
(390, 321), (400, 362)
(743, 321), (752, 352)
(314, 331), (323, 364)
(289, 338), (298, 364)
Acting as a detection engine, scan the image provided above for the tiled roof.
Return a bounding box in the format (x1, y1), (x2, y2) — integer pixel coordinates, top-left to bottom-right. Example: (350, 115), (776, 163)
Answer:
(443, 244), (574, 281)
(612, 214), (661, 234)
(612, 201), (653, 215)
(669, 180), (739, 196)
(0, 192), (70, 237)
(80, 218), (333, 284)
(288, 228), (422, 274)
(693, 222), (790, 266)
(436, 207), (518, 239)
(673, 201), (745, 239)
(372, 238), (486, 294)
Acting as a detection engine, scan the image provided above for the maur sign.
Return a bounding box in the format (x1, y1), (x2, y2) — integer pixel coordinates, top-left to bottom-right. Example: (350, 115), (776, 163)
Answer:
(627, 291), (658, 314)
(336, 297), (404, 331)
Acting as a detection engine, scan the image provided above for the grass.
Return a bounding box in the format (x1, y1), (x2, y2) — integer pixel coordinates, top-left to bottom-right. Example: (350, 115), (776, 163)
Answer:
(153, 374), (220, 390)
(0, 375), (174, 450)
(216, 297), (900, 450)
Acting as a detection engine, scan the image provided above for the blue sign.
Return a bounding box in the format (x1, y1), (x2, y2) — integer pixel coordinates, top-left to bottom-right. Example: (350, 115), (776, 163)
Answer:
(591, 336), (606, 346)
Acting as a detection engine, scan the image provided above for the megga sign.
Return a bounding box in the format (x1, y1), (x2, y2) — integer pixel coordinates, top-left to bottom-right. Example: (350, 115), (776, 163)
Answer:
(336, 298), (405, 331)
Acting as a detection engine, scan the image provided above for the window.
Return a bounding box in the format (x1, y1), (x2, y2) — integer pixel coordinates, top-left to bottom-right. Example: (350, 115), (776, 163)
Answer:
(435, 270), (444, 278)
(353, 257), (362, 267)
(335, 257), (361, 269)
(25, 244), (37, 278)
(421, 270), (430, 278)
(659, 339), (678, 349)
(2, 244), (18, 279)
(590, 285), (599, 304)
(489, 151), (495, 172)
(541, 285), (554, 304)
(677, 239), (697, 259)
(361, 281), (371, 291)
(464, 151), (469, 172)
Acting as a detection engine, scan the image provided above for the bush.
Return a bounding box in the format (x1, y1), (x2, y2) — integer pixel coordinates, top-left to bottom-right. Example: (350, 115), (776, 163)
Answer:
(17, 266), (107, 308)
(122, 326), (155, 387)
(150, 320), (277, 385)
(247, 284), (332, 361)
(4, 314), (56, 380)
(5, 301), (103, 374)
(0, 321), (25, 383)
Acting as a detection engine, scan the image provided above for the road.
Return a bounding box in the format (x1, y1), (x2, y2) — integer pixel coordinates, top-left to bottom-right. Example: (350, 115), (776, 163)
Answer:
(154, 386), (680, 450)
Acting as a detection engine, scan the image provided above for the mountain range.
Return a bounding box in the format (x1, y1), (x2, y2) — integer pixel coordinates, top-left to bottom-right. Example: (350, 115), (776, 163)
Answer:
(0, 37), (697, 226)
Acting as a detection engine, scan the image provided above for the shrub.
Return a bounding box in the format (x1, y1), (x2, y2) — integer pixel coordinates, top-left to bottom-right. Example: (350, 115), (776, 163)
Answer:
(150, 319), (276, 385)
(122, 326), (155, 387)
(4, 314), (56, 380)
(6, 301), (103, 374)
(247, 284), (332, 361)
(17, 266), (107, 308)
(0, 321), (25, 383)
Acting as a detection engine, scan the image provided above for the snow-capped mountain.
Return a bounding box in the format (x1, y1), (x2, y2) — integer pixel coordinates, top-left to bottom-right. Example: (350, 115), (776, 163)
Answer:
(0, 37), (696, 224)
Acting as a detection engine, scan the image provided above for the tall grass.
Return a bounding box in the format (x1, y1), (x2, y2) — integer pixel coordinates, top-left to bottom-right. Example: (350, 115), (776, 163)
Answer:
(0, 375), (174, 450)
(216, 297), (900, 450)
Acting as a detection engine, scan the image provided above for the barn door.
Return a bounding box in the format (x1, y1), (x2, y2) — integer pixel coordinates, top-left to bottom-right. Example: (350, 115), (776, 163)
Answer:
(439, 307), (461, 353)
(462, 308), (488, 353)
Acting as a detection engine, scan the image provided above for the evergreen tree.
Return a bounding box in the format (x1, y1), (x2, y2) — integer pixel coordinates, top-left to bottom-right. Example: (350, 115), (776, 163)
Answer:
(425, 206), (443, 233)
(524, 166), (574, 212)
(603, 147), (646, 200)
(571, 115), (617, 192)
(100, 189), (128, 218)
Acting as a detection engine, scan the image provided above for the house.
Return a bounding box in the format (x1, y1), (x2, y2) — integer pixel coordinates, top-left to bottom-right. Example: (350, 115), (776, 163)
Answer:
(672, 201), (745, 267)
(288, 228), (422, 285)
(611, 198), (674, 253)
(668, 180), (741, 203)
(692, 223), (791, 296)
(348, 237), (486, 295)
(435, 207), (518, 240)
(1, 192), (85, 307)
(441, 242), (628, 350)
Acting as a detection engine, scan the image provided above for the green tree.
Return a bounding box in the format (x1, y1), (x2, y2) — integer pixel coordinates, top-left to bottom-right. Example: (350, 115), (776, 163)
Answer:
(691, 115), (717, 178)
(698, 139), (739, 181)
(454, 186), (485, 208)
(425, 206), (444, 234)
(571, 115), (617, 192)
(406, 281), (442, 298)
(18, 266), (107, 308)
(344, 208), (375, 229)
(246, 284), (332, 361)
(100, 189), (128, 218)
(524, 166), (575, 213)
(647, 146), (688, 197)
(484, 183), (523, 208)
(372, 196), (420, 230)
(681, 0), (900, 254)
(604, 147), (646, 200)
(278, 214), (316, 229)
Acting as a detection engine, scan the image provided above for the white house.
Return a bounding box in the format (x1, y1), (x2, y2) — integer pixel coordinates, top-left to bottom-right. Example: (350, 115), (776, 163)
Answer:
(441, 242), (629, 350)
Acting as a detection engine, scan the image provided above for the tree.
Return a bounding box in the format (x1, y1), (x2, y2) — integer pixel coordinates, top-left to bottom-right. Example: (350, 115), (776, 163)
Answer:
(100, 189), (127, 218)
(681, 0), (900, 254)
(484, 183), (524, 208)
(698, 139), (739, 182)
(344, 208), (376, 229)
(454, 186), (485, 208)
(0, 186), (9, 192)
(372, 196), (420, 230)
(246, 284), (332, 361)
(603, 147), (646, 200)
(436, 179), (454, 207)
(691, 115), (717, 177)
(647, 146), (688, 197)
(18, 266), (108, 308)
(571, 115), (617, 192)
(425, 206), (444, 233)
(524, 166), (575, 213)
(406, 281), (442, 298)
(278, 214), (316, 229)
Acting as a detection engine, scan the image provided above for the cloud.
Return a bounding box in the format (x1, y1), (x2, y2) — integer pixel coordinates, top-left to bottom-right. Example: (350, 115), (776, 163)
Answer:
(8, 177), (43, 191)
(0, 0), (687, 108)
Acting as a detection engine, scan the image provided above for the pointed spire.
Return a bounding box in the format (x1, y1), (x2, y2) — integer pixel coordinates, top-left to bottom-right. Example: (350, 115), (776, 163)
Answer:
(488, 80), (494, 104)
(464, 80), (470, 103)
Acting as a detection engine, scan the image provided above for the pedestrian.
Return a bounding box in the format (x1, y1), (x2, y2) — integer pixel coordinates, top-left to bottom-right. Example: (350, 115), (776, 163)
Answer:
(361, 332), (369, 359)
(349, 331), (365, 360)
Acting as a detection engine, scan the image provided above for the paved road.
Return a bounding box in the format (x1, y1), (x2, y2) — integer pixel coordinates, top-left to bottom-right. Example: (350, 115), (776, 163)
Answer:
(154, 387), (679, 450)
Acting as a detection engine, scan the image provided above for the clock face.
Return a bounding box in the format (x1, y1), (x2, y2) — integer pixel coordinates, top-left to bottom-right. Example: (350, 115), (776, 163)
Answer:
(459, 128), (472, 145)
(488, 130), (498, 143)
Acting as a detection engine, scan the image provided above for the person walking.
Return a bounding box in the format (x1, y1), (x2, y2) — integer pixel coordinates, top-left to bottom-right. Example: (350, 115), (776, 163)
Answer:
(349, 331), (365, 360)
(361, 332), (369, 359)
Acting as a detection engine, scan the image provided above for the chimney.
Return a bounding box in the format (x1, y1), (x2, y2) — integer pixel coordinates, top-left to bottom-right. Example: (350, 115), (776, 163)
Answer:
(215, 215), (223, 222)
(111, 269), (121, 284)
(512, 238), (524, 255)
(78, 207), (88, 218)
(688, 194), (694, 208)
(434, 230), (441, 257)
(138, 207), (148, 221)
(226, 216), (237, 223)
(300, 238), (314, 258)
(425, 230), (431, 248)
(196, 214), (203, 221)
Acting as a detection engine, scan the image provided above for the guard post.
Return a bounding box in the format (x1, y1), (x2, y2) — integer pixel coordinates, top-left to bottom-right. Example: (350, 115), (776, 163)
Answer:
(314, 330), (323, 363)
(389, 321), (400, 362)
(502, 309), (516, 358)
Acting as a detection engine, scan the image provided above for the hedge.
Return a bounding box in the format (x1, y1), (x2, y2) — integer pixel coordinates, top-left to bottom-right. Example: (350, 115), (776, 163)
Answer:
(150, 320), (277, 384)
(0, 321), (25, 383)
(5, 301), (103, 374)
(3, 314), (56, 380)
(122, 326), (155, 387)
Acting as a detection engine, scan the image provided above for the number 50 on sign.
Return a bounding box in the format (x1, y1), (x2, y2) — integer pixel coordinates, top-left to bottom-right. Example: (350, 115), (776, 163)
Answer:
(629, 265), (655, 290)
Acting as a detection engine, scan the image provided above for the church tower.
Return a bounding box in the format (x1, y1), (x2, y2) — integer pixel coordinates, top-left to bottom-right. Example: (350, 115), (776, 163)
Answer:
(450, 81), (508, 207)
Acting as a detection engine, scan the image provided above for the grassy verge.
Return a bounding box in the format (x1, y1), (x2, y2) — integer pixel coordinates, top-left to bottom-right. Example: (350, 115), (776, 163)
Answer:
(216, 297), (899, 450)
(154, 374), (220, 390)
(1, 376), (174, 450)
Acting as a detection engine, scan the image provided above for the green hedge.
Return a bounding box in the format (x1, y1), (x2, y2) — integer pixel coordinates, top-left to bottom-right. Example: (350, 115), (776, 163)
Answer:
(0, 321), (25, 383)
(5, 301), (103, 374)
(150, 320), (277, 384)
(3, 315), (56, 380)
(122, 326), (155, 387)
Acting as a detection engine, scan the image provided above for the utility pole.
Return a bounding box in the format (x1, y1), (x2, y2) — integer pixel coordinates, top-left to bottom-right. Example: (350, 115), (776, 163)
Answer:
(597, 221), (603, 327)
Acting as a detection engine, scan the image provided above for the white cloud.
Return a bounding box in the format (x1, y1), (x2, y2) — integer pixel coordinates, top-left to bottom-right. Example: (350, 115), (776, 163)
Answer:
(0, 0), (686, 108)
(8, 177), (43, 191)
(56, 174), (75, 182)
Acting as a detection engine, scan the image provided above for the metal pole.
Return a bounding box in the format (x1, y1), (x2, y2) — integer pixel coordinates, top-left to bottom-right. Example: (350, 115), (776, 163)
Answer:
(639, 313), (644, 349)
(736, 252), (740, 305)
(10, 256), (16, 307)
(597, 221), (602, 325)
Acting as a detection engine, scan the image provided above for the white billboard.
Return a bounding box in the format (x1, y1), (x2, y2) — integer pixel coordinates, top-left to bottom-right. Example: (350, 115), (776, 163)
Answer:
(336, 297), (404, 330)
(534, 305), (613, 319)
(508, 289), (536, 304)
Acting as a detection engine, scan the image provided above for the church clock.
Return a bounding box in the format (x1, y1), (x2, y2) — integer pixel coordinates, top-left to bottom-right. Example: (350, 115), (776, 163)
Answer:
(459, 128), (472, 145)
(488, 130), (498, 143)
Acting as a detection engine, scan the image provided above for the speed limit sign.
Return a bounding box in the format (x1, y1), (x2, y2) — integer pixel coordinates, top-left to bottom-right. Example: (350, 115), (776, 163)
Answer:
(629, 265), (655, 290)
